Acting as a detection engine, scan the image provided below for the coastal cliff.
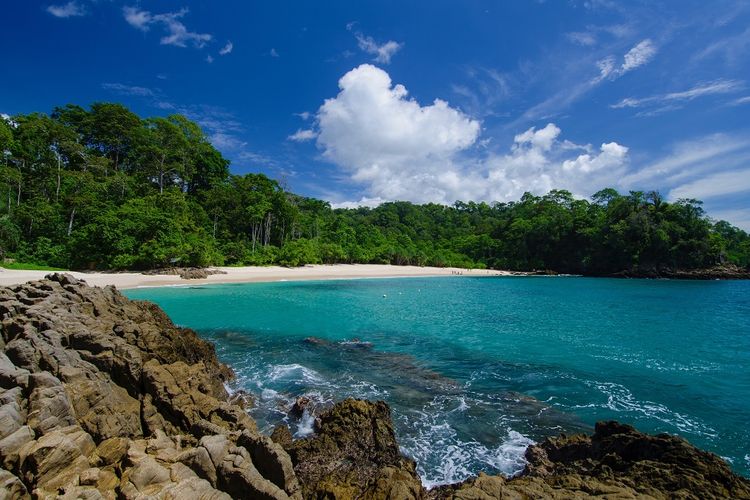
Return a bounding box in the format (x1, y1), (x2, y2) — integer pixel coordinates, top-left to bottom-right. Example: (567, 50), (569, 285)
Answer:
(0, 275), (748, 499)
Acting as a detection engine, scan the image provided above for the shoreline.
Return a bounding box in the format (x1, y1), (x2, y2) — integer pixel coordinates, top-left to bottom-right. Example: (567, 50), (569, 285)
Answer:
(0, 264), (522, 290)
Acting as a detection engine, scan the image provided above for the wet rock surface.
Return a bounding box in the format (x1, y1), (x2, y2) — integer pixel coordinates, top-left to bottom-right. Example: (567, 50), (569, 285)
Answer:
(1, 274), (748, 499)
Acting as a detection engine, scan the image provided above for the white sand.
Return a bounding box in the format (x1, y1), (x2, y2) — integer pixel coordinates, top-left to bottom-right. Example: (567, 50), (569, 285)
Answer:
(0, 264), (515, 290)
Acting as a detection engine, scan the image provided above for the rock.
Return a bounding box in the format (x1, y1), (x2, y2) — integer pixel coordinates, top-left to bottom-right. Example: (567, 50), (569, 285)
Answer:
(288, 398), (425, 499)
(0, 468), (28, 500)
(26, 383), (77, 435)
(177, 445), (217, 486)
(216, 445), (291, 500)
(18, 426), (95, 491)
(238, 431), (302, 499)
(58, 364), (142, 441)
(228, 389), (255, 410)
(270, 424), (293, 449)
(0, 426), (34, 471)
(141, 359), (256, 436)
(288, 396), (311, 419)
(92, 437), (130, 467)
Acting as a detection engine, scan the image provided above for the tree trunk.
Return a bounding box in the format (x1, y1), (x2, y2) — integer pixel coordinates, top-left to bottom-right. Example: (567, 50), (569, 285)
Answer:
(55, 155), (61, 203)
(67, 207), (76, 236)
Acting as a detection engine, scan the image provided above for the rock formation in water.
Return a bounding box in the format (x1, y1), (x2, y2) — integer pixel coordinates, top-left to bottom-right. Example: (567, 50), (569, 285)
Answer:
(1, 274), (748, 499)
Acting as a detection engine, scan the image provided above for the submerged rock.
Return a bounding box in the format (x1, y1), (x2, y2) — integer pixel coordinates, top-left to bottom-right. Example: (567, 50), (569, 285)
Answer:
(0, 274), (748, 499)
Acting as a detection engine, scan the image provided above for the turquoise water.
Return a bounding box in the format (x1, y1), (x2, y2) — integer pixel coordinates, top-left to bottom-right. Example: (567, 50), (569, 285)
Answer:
(125, 276), (750, 486)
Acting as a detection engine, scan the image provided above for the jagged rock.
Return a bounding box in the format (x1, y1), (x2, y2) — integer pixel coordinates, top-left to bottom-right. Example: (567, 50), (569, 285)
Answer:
(288, 398), (425, 499)
(177, 445), (218, 486)
(238, 431), (302, 499)
(0, 468), (28, 500)
(18, 425), (95, 491)
(0, 353), (29, 390)
(58, 364), (142, 441)
(92, 437), (130, 467)
(141, 359), (256, 436)
(26, 382), (77, 435)
(216, 444), (292, 500)
(289, 396), (311, 419)
(270, 424), (294, 449)
(0, 426), (34, 471)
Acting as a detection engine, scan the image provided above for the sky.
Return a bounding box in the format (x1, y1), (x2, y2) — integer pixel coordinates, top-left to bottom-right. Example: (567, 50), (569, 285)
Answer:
(2, 1), (750, 229)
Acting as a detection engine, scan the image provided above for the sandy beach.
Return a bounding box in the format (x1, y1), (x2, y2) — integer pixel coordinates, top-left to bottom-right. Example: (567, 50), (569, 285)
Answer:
(0, 264), (515, 290)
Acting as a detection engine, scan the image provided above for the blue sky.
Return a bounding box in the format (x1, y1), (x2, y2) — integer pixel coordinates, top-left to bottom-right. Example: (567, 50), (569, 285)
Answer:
(2, 1), (750, 228)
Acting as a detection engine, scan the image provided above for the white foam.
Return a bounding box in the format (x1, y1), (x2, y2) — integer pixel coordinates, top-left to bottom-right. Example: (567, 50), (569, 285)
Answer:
(268, 363), (323, 384)
(294, 409), (316, 438)
(583, 380), (716, 437)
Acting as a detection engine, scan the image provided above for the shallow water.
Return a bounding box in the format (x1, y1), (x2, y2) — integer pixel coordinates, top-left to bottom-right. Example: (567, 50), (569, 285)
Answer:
(125, 276), (750, 485)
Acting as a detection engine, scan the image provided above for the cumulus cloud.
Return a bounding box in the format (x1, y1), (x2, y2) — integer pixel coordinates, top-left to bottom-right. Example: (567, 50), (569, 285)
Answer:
(219, 41), (233, 55)
(122, 6), (212, 48)
(315, 64), (480, 202)
(46, 1), (86, 18)
(309, 65), (630, 206)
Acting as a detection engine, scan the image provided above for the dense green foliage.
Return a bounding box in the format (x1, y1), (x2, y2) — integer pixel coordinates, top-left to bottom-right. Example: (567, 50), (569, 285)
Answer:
(1, 104), (748, 273)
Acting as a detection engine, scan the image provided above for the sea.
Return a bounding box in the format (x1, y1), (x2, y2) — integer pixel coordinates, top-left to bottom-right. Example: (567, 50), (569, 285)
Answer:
(125, 276), (750, 487)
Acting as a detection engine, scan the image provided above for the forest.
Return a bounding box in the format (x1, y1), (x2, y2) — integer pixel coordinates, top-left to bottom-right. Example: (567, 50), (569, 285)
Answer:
(1, 103), (748, 274)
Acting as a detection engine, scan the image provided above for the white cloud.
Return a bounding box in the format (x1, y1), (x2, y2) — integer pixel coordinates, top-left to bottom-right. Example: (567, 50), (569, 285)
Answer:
(483, 125), (629, 201)
(352, 32), (403, 64)
(611, 79), (744, 109)
(122, 6), (212, 48)
(669, 169), (750, 201)
(313, 65), (630, 205)
(46, 1), (86, 18)
(315, 65), (480, 203)
(621, 39), (657, 73)
(270, 48), (280, 58)
(288, 129), (317, 142)
(567, 31), (597, 46)
(206, 55), (214, 64)
(219, 41), (233, 55)
(732, 96), (750, 106)
(295, 111), (311, 120)
(101, 83), (155, 97)
(595, 39), (657, 82)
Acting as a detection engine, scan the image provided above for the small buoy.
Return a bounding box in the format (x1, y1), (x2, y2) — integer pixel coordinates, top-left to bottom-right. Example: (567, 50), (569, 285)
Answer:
(383, 294), (387, 298)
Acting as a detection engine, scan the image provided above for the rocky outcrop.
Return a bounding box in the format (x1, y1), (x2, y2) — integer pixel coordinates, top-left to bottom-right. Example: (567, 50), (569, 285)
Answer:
(141, 267), (228, 280)
(431, 421), (750, 499)
(1, 274), (748, 499)
(0, 274), (298, 499)
(283, 399), (425, 499)
(609, 264), (750, 280)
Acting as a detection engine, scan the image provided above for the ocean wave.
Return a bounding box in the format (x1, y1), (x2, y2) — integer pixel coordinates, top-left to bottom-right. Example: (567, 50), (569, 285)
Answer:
(267, 363), (325, 384)
(396, 395), (534, 488)
(578, 380), (717, 437)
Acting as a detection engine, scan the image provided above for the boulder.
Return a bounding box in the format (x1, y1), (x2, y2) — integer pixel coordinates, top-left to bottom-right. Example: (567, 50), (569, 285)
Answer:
(287, 398), (425, 499)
